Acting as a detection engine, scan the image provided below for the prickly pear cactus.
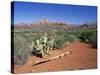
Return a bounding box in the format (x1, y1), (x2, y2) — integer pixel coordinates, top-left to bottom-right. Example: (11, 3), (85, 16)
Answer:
(31, 32), (56, 57)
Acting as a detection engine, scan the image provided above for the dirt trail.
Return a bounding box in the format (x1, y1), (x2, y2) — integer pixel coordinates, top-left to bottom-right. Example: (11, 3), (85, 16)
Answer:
(14, 42), (97, 74)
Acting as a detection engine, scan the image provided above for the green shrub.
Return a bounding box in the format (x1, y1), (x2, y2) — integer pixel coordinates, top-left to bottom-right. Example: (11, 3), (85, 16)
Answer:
(78, 30), (97, 48)
(88, 32), (97, 48)
(78, 30), (94, 42)
(55, 30), (74, 47)
(14, 34), (32, 65)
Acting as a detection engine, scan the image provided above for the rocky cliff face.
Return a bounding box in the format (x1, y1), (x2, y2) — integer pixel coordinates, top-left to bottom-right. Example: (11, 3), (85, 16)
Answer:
(14, 19), (69, 32)
(40, 19), (48, 25)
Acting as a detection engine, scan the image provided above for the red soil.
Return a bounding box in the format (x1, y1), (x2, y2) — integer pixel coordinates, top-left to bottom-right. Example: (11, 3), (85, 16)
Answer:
(14, 42), (97, 74)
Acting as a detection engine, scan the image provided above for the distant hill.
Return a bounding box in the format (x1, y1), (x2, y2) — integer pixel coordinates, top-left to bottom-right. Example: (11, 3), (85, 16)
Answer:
(14, 19), (69, 32)
(80, 23), (97, 29)
(13, 19), (97, 32)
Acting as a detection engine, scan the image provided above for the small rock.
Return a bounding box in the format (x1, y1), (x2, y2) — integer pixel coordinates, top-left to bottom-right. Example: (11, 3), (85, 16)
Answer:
(66, 51), (72, 55)
(32, 69), (37, 72)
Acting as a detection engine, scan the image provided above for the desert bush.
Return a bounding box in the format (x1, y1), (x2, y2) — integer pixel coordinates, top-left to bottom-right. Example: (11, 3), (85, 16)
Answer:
(78, 30), (94, 42)
(78, 30), (97, 48)
(55, 30), (74, 47)
(14, 34), (32, 65)
(88, 32), (97, 48)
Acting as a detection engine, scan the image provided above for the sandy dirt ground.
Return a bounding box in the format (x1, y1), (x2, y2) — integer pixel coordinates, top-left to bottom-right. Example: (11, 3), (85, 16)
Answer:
(14, 42), (97, 74)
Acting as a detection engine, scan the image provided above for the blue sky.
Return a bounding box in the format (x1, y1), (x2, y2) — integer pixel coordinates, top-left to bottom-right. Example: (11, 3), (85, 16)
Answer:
(12, 1), (97, 25)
